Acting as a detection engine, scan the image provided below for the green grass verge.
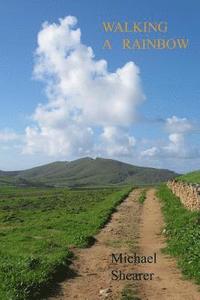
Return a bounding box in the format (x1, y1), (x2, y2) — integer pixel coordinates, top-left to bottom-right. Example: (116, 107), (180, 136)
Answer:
(177, 170), (200, 184)
(157, 184), (200, 284)
(0, 186), (132, 299)
(138, 189), (147, 204)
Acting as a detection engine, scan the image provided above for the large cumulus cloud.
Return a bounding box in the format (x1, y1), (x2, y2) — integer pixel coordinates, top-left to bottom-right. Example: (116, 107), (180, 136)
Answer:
(23, 16), (144, 157)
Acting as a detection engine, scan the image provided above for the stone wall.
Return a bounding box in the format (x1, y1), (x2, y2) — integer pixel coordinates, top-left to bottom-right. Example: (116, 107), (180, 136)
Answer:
(167, 180), (200, 211)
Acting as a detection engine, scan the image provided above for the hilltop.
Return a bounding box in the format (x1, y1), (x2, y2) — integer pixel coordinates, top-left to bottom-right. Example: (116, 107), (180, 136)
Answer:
(0, 157), (178, 187)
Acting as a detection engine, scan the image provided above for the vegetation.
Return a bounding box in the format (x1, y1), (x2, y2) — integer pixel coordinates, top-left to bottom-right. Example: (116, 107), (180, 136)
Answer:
(0, 185), (132, 299)
(157, 185), (200, 284)
(0, 157), (178, 188)
(177, 170), (200, 184)
(121, 285), (141, 300)
(138, 189), (147, 204)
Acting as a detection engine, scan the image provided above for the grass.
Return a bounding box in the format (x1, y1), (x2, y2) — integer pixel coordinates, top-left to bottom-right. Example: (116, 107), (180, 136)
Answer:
(177, 170), (200, 184)
(157, 184), (200, 284)
(0, 185), (132, 299)
(121, 284), (141, 300)
(138, 189), (147, 204)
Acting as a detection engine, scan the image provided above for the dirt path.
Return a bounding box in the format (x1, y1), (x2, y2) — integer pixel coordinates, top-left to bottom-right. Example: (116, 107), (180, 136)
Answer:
(50, 188), (200, 300)
(137, 188), (200, 300)
(50, 189), (142, 300)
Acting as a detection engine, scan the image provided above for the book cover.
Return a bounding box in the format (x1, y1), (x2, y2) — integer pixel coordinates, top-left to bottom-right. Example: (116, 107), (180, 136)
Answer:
(0, 1), (199, 299)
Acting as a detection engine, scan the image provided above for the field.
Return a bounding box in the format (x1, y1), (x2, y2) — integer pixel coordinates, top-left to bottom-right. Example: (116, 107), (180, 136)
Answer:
(0, 185), (132, 300)
(177, 170), (200, 184)
(157, 185), (200, 284)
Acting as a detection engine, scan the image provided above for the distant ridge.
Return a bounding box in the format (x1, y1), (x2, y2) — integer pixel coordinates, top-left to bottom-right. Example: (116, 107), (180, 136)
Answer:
(0, 157), (178, 187)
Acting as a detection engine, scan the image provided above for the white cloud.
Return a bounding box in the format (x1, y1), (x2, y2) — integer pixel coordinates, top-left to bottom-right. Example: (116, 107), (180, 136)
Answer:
(141, 116), (199, 159)
(23, 16), (144, 157)
(141, 146), (160, 157)
(98, 126), (136, 157)
(0, 129), (21, 143)
(165, 115), (193, 134)
(24, 124), (94, 156)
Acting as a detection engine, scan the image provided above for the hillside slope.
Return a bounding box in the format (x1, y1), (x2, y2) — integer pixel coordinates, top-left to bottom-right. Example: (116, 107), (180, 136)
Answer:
(0, 157), (178, 187)
(177, 170), (200, 184)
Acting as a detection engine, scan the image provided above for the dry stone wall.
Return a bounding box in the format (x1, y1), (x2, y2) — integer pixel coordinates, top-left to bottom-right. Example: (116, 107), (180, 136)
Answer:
(167, 180), (200, 211)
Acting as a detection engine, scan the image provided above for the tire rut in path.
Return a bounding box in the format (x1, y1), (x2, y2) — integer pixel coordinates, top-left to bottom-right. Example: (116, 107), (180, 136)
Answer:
(137, 188), (200, 300)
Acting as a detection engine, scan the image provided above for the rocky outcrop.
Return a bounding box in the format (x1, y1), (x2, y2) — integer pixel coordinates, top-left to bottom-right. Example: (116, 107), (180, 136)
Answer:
(167, 180), (200, 211)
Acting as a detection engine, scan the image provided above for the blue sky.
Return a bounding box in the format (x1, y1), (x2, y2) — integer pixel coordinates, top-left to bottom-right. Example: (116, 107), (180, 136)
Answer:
(0, 0), (199, 172)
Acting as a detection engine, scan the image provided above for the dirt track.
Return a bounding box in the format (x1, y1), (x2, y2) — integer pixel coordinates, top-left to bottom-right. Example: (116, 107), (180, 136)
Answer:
(50, 188), (200, 300)
(137, 189), (200, 300)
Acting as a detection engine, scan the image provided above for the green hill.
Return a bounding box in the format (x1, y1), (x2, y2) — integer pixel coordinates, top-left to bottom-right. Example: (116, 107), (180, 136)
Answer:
(0, 157), (178, 187)
(177, 170), (200, 184)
